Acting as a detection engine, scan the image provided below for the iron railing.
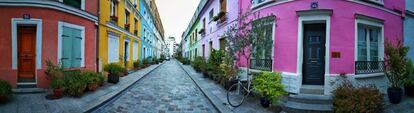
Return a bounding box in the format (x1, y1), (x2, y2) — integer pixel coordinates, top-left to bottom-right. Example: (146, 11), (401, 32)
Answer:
(355, 61), (384, 74)
(250, 59), (272, 71)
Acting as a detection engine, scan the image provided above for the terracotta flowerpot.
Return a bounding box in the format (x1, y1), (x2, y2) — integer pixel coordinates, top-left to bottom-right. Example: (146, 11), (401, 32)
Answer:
(0, 94), (9, 103)
(53, 88), (64, 99)
(87, 83), (99, 91)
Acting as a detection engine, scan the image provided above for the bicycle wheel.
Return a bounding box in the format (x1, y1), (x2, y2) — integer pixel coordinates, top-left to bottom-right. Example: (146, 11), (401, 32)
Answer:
(227, 83), (247, 107)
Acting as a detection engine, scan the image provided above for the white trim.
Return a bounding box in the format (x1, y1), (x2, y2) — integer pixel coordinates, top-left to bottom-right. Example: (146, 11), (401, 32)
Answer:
(354, 18), (384, 62)
(0, 1), (97, 22)
(12, 18), (42, 70)
(81, 0), (85, 10)
(12, 18), (42, 85)
(57, 21), (86, 67)
(297, 15), (331, 95)
(108, 34), (120, 63)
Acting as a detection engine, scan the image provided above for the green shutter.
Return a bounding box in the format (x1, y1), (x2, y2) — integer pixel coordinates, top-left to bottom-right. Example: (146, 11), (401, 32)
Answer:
(72, 29), (82, 68)
(62, 27), (73, 68)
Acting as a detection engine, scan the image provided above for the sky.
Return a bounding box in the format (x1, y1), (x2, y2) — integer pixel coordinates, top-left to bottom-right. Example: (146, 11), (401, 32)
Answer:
(155, 0), (201, 43)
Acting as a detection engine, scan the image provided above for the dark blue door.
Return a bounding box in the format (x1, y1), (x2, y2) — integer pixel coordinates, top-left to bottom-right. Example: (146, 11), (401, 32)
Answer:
(303, 23), (326, 85)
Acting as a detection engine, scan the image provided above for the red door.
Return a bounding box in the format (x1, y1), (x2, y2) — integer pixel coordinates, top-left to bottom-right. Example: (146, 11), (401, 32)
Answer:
(17, 26), (36, 82)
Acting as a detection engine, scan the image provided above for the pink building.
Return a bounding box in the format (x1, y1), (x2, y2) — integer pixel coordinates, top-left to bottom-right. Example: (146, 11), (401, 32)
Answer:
(238, 0), (405, 95)
(0, 0), (98, 89)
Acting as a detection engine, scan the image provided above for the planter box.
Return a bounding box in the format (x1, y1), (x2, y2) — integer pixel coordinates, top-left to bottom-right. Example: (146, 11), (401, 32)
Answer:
(108, 74), (119, 84)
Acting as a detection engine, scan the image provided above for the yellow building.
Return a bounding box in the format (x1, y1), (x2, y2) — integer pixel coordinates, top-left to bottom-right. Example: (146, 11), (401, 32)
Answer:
(99, 0), (142, 70)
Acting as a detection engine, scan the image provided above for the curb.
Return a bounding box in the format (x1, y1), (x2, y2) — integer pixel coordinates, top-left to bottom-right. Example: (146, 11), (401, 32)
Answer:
(175, 60), (233, 113)
(85, 61), (167, 113)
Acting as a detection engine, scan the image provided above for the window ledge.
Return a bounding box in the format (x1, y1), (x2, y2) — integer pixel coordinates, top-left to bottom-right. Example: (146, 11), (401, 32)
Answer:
(354, 73), (384, 79)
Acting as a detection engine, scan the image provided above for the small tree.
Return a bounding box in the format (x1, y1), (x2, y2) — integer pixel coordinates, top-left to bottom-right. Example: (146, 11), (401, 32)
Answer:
(384, 39), (409, 89)
(222, 9), (274, 75)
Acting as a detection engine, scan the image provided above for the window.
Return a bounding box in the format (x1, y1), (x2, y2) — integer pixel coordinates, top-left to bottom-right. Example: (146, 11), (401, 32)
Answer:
(209, 41), (213, 54)
(203, 18), (206, 29)
(362, 0), (384, 5)
(355, 20), (384, 74)
(209, 9), (214, 21)
(219, 38), (225, 50)
(134, 18), (138, 35)
(251, 0), (273, 7)
(110, 0), (118, 22)
(63, 0), (83, 10)
(61, 26), (83, 68)
(125, 11), (130, 30)
(202, 44), (205, 57)
(108, 34), (120, 63)
(252, 17), (274, 60)
(357, 23), (383, 61)
(220, 0), (227, 13)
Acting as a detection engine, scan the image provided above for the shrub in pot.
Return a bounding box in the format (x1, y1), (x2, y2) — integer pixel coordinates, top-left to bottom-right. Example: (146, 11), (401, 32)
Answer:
(83, 71), (101, 91)
(200, 58), (209, 78)
(0, 80), (12, 103)
(384, 40), (409, 104)
(192, 57), (204, 72)
(142, 58), (150, 67)
(104, 63), (124, 84)
(133, 61), (141, 70)
(50, 79), (65, 99)
(220, 61), (238, 90)
(65, 73), (87, 97)
(404, 60), (414, 97)
(45, 60), (65, 99)
(252, 72), (287, 107)
(332, 75), (384, 113)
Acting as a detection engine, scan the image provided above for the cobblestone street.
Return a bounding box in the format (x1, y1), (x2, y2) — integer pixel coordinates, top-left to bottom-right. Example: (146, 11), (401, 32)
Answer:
(93, 61), (217, 113)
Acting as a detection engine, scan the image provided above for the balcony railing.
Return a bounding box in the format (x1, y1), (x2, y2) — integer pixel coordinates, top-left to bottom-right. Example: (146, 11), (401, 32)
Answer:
(355, 61), (384, 75)
(250, 59), (272, 71)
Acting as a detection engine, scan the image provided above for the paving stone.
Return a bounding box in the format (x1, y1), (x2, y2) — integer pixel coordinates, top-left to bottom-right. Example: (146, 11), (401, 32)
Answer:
(92, 61), (217, 113)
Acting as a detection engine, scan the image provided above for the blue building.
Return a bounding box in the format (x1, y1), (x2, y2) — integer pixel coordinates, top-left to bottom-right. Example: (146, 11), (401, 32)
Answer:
(140, 0), (164, 61)
(405, 0), (414, 60)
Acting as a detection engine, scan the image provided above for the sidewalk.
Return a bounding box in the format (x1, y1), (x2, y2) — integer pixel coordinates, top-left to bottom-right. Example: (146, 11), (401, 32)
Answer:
(177, 60), (281, 113)
(0, 63), (163, 113)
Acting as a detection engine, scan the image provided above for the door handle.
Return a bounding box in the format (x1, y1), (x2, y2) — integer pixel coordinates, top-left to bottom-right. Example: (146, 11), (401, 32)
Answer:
(311, 60), (317, 63)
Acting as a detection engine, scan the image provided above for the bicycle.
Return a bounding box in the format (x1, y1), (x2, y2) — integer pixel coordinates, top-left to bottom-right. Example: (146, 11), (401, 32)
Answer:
(226, 71), (253, 107)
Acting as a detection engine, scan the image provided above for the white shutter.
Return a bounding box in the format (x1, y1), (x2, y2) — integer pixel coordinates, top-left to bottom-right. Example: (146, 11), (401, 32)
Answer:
(133, 42), (139, 60)
(108, 34), (120, 63)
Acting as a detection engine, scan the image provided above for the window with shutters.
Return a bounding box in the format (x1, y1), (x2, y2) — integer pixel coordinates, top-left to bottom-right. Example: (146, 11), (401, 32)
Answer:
(108, 34), (120, 63)
(61, 26), (83, 68)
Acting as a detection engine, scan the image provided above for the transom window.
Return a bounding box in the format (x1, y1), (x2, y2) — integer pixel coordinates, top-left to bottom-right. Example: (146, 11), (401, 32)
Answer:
(362, 0), (384, 5)
(62, 0), (84, 10)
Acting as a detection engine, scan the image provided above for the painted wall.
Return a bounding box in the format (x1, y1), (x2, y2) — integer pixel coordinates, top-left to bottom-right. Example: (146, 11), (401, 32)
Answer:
(0, 7), (97, 88)
(238, 0), (404, 74)
(99, 0), (141, 69)
(406, 0), (414, 61)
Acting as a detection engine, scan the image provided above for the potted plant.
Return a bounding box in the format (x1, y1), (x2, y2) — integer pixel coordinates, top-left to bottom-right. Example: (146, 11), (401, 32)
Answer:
(405, 60), (414, 97)
(65, 73), (87, 97)
(384, 40), (409, 104)
(50, 79), (65, 99)
(252, 72), (287, 107)
(0, 80), (12, 103)
(133, 61), (141, 70)
(45, 60), (65, 99)
(83, 71), (100, 91)
(220, 62), (238, 90)
(104, 63), (124, 84)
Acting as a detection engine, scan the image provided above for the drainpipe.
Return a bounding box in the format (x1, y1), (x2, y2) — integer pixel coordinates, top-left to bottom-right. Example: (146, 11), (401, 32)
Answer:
(96, 0), (100, 72)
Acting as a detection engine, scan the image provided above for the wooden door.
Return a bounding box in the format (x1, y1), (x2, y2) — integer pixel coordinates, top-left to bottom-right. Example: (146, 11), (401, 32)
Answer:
(18, 26), (36, 82)
(303, 23), (326, 85)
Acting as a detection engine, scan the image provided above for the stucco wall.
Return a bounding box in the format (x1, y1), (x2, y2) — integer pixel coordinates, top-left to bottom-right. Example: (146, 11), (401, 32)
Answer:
(238, 0), (404, 75)
(0, 7), (97, 88)
(405, 15), (414, 60)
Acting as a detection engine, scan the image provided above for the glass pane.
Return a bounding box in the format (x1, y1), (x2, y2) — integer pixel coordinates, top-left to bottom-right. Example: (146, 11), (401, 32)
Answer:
(63, 0), (81, 9)
(370, 28), (379, 61)
(357, 24), (367, 61)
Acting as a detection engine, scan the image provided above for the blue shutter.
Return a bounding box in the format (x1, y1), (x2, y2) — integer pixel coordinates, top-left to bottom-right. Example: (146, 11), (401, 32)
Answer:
(72, 29), (82, 67)
(62, 27), (73, 68)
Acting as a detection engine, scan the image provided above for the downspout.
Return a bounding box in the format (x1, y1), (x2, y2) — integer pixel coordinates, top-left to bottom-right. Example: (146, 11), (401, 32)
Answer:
(96, 0), (100, 72)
